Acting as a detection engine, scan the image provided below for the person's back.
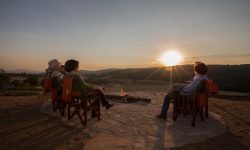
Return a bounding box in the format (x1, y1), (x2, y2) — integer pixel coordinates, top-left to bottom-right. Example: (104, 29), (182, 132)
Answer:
(46, 59), (64, 93)
(51, 70), (64, 90)
(65, 71), (92, 97)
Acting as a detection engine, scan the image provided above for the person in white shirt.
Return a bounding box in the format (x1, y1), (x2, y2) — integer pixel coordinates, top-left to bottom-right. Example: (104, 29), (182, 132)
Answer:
(156, 62), (209, 120)
(46, 59), (65, 90)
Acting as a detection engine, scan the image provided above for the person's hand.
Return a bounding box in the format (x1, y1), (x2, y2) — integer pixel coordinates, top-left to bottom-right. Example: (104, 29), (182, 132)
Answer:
(100, 87), (106, 92)
(95, 87), (105, 92)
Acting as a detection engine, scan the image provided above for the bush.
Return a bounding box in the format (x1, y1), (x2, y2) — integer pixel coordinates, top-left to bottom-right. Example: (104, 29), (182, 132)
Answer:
(0, 74), (11, 84)
(11, 80), (22, 86)
(24, 77), (39, 86)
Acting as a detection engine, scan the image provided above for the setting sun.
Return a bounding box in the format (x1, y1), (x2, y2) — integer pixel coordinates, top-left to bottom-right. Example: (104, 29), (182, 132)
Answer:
(159, 51), (183, 66)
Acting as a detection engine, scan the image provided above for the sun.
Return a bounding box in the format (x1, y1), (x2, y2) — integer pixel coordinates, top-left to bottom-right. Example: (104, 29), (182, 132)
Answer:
(159, 51), (183, 66)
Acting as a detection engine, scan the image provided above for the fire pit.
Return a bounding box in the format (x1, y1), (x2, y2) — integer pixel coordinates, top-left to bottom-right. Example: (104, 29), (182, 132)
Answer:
(106, 94), (151, 103)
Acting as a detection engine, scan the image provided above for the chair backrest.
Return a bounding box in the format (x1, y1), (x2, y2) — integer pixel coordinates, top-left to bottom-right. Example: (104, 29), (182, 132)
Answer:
(43, 76), (51, 92)
(205, 80), (218, 95)
(50, 89), (58, 101)
(196, 79), (218, 108)
(197, 79), (218, 94)
(62, 77), (73, 102)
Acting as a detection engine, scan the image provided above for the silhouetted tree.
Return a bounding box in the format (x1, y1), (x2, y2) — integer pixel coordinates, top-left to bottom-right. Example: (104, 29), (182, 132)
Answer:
(0, 69), (5, 74)
(0, 72), (11, 84)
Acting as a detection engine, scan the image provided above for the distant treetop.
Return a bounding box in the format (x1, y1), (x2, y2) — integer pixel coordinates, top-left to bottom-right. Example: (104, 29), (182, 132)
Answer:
(0, 69), (5, 74)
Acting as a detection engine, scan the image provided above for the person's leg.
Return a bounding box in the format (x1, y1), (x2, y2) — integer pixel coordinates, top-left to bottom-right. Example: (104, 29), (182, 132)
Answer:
(156, 93), (172, 119)
(99, 92), (113, 109)
(160, 94), (171, 115)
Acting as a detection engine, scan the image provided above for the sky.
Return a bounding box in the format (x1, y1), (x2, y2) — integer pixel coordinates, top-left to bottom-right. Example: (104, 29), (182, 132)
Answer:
(0, 0), (250, 71)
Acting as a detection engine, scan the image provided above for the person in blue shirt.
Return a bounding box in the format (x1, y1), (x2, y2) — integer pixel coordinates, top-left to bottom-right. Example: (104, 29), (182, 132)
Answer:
(156, 62), (209, 120)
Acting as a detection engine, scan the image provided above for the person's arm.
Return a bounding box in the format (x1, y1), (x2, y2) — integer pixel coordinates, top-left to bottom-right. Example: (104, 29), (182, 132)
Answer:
(81, 79), (97, 91)
(182, 78), (201, 94)
(73, 75), (92, 91)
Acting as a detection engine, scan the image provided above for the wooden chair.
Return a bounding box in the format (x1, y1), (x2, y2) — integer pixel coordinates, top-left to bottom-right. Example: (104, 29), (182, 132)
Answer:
(173, 79), (218, 127)
(172, 91), (195, 121)
(62, 77), (101, 126)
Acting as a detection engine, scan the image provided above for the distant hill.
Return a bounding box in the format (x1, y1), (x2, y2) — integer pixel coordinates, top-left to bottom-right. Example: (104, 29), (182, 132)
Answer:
(80, 68), (120, 75)
(83, 65), (250, 93)
(5, 69), (42, 74)
(4, 65), (250, 92)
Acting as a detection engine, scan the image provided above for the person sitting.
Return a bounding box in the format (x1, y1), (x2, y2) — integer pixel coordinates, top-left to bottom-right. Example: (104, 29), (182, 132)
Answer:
(64, 59), (114, 113)
(156, 62), (209, 120)
(46, 59), (65, 91)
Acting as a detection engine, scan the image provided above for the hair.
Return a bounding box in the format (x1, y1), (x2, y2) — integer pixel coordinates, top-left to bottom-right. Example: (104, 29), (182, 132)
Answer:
(64, 59), (79, 72)
(194, 62), (208, 75)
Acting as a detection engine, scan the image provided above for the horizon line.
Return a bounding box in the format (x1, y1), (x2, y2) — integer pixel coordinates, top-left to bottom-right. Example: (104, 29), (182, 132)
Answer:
(2, 63), (250, 73)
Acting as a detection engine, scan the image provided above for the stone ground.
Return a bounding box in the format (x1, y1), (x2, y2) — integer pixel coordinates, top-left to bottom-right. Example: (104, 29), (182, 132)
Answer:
(1, 92), (249, 150)
(41, 92), (228, 150)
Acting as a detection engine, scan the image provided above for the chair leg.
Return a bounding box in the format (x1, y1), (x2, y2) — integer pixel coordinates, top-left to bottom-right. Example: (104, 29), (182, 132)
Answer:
(191, 98), (197, 127)
(83, 101), (87, 126)
(68, 100), (80, 120)
(60, 101), (65, 116)
(184, 96), (187, 117)
(69, 102), (78, 120)
(173, 106), (177, 121)
(192, 109), (197, 127)
(97, 98), (101, 120)
(53, 101), (57, 112)
(77, 110), (85, 126)
(68, 102), (71, 120)
(74, 100), (85, 127)
(188, 97), (192, 115)
(199, 107), (204, 121)
(68, 100), (86, 126)
(205, 98), (208, 118)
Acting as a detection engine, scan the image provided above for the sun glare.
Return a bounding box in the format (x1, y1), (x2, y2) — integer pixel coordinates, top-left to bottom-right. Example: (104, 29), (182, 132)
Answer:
(159, 51), (183, 66)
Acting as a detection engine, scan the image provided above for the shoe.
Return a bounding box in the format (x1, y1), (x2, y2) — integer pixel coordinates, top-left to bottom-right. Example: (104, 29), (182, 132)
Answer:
(156, 114), (167, 120)
(105, 103), (114, 110)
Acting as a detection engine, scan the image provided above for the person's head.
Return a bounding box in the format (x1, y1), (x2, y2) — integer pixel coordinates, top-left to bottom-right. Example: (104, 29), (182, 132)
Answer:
(60, 65), (67, 74)
(48, 59), (61, 71)
(64, 59), (79, 72)
(194, 62), (208, 75)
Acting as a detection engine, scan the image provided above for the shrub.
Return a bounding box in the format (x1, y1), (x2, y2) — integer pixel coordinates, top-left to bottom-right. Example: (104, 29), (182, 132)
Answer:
(0, 74), (11, 84)
(25, 77), (39, 86)
(11, 80), (22, 86)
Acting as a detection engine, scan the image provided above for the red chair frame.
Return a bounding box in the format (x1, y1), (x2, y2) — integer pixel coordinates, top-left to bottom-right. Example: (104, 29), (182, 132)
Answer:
(62, 77), (101, 126)
(172, 80), (218, 127)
